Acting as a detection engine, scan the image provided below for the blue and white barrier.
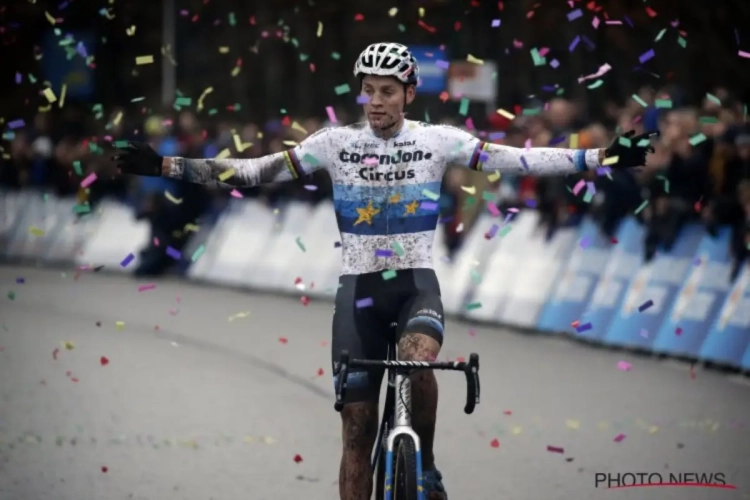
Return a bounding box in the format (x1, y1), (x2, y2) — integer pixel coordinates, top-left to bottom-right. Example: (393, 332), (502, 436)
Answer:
(2, 189), (748, 371)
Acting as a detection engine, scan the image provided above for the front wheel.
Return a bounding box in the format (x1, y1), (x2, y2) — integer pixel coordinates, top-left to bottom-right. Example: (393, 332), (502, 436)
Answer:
(393, 435), (419, 500)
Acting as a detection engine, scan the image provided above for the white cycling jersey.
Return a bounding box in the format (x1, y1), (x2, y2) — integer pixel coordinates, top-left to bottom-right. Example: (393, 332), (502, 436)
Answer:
(165, 119), (603, 275)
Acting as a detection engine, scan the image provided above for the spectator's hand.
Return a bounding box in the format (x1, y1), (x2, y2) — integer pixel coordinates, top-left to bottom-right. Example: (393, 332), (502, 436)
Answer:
(112, 141), (163, 177)
(604, 130), (659, 168)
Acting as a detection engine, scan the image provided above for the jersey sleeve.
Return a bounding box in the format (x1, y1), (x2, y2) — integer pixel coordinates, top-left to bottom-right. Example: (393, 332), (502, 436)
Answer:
(163, 128), (334, 187)
(439, 125), (602, 175)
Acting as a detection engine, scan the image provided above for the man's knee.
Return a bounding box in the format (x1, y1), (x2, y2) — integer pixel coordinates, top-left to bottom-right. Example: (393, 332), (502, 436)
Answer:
(398, 332), (441, 361)
(341, 402), (379, 452)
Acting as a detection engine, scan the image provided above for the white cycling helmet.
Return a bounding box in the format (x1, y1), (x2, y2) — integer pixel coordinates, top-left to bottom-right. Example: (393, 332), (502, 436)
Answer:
(353, 42), (419, 85)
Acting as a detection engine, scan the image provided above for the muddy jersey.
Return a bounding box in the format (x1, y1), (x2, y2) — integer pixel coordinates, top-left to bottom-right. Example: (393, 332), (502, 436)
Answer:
(166, 120), (602, 275)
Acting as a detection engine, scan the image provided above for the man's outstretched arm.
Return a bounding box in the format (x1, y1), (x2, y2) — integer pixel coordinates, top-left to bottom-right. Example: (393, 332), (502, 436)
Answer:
(161, 152), (307, 187)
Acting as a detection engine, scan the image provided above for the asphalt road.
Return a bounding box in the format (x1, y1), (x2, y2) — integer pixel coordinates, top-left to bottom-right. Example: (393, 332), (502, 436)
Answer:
(1, 266), (749, 500)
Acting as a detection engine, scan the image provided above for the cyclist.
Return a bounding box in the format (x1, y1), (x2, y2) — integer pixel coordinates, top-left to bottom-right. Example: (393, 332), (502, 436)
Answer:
(114, 42), (657, 500)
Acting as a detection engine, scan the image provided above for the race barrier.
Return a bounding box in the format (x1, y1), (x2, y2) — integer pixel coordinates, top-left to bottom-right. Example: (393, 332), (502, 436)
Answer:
(2, 189), (749, 372)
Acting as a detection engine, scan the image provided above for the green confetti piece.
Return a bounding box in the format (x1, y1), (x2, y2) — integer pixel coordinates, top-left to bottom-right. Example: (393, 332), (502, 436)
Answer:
(699, 116), (718, 124)
(72, 204), (90, 214)
(422, 189), (440, 201)
(481, 191), (494, 202)
(677, 37), (687, 48)
(634, 200), (649, 214)
(470, 269), (482, 284)
(654, 28), (666, 42)
(636, 139), (651, 147)
(208, 109), (218, 116)
(295, 237), (306, 252)
(334, 84), (351, 95)
(113, 140), (129, 148)
(530, 48), (546, 66)
(391, 242), (405, 256)
(7, 291), (15, 301)
(522, 107), (541, 116)
(191, 245), (205, 262)
(498, 225), (513, 237)
(555, 88), (565, 96)
(583, 190), (595, 203)
(28, 73), (37, 83)
(618, 137), (632, 148)
(706, 94), (722, 105)
(381, 269), (397, 280)
(228, 12), (236, 26)
(632, 94), (648, 107)
(331, 52), (340, 60)
(587, 79), (604, 89)
(688, 133), (707, 146)
(299, 53), (308, 61)
(302, 153), (319, 167)
(655, 99), (672, 108)
(397, 24), (405, 32)
(463, 196), (477, 209)
(458, 97), (470, 116)
(175, 97), (192, 106)
(424, 110), (430, 123)
(465, 301), (482, 311)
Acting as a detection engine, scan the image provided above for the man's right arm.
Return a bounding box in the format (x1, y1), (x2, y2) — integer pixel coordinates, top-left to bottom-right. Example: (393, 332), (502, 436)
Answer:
(161, 128), (334, 188)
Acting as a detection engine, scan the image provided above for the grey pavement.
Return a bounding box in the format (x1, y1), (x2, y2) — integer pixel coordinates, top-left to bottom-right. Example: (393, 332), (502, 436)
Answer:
(0, 266), (748, 500)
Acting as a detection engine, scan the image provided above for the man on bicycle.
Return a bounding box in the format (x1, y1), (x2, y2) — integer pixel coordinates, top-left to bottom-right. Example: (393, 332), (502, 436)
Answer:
(114, 42), (656, 500)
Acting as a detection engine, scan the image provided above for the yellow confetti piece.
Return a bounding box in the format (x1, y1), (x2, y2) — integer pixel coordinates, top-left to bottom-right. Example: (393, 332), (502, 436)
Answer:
(44, 11), (56, 24)
(232, 133), (244, 152)
(197, 87), (213, 112)
(231, 65), (241, 77)
(569, 133), (579, 149)
(262, 436), (276, 444)
(112, 111), (123, 126)
(496, 108), (515, 120)
(228, 311), (251, 322)
(63, 341), (75, 350)
(165, 191), (183, 204)
(511, 426), (522, 435)
(115, 321), (125, 330)
(218, 46), (230, 54)
(43, 88), (57, 103)
(218, 168), (236, 181)
(38, 105), (51, 112)
(460, 185), (476, 195)
(216, 148), (231, 160)
(126, 25), (136, 36)
(467, 54), (484, 65)
(29, 226), (44, 236)
(418, 7), (425, 17)
(565, 419), (580, 430)
(316, 21), (323, 37)
(282, 140), (298, 147)
(388, 7), (398, 16)
(602, 155), (619, 166)
(183, 223), (200, 232)
(291, 121), (308, 135)
(59, 84), (67, 108)
(648, 426), (659, 434)
(487, 171), (501, 182)
(135, 55), (154, 65)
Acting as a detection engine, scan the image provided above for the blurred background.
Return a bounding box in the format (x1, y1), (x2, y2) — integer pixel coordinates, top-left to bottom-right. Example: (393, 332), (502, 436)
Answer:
(1, 0), (749, 277)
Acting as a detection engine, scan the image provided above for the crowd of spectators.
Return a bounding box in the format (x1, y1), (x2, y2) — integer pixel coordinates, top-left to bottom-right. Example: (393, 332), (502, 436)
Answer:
(1, 84), (749, 278)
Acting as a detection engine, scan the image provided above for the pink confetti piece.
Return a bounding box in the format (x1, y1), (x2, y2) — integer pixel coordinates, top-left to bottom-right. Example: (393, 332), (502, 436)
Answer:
(363, 156), (379, 165)
(547, 445), (564, 453)
(577, 63), (612, 83)
(304, 185), (318, 191)
(153, 237), (160, 246)
(325, 105), (337, 123)
(465, 117), (475, 130)
(572, 179), (586, 195)
(524, 138), (532, 150)
(617, 361), (632, 371)
(230, 189), (243, 198)
(468, 329), (477, 337)
(486, 202), (500, 217)
(739, 50), (750, 59)
(507, 207), (519, 213)
(80, 172), (97, 188)
(613, 433), (626, 443)
(592, 16), (600, 28)
(675, 327), (683, 336)
(137, 283), (156, 292)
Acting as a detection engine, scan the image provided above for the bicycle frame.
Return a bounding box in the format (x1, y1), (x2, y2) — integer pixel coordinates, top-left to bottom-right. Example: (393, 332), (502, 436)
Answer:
(380, 343), (424, 499)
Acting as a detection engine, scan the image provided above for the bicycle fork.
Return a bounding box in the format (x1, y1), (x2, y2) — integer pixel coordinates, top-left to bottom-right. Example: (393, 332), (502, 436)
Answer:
(383, 373), (425, 500)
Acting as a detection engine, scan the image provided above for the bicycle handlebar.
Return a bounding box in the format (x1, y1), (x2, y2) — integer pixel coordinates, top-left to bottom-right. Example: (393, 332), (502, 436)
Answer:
(333, 351), (480, 414)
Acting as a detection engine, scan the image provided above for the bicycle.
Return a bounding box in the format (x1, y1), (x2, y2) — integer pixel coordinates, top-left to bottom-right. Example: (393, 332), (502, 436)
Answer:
(334, 343), (481, 500)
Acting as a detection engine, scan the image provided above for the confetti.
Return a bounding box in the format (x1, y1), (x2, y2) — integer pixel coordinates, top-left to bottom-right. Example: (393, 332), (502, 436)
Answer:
(137, 283), (156, 292)
(356, 297), (373, 308)
(218, 168), (236, 181)
(293, 454), (303, 463)
(120, 254), (134, 267)
(638, 300), (654, 312)
(166, 247), (181, 260)
(617, 361), (632, 371)
(575, 322), (592, 333)
(100, 356), (109, 366)
(135, 55), (154, 65)
(165, 191), (183, 204)
(296, 237), (306, 252)
(465, 302), (481, 310)
(490, 438), (500, 448)
(613, 433), (626, 443)
(547, 445), (564, 454)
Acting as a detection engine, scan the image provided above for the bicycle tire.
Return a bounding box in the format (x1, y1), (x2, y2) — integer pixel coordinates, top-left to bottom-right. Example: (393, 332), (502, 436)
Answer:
(393, 435), (419, 500)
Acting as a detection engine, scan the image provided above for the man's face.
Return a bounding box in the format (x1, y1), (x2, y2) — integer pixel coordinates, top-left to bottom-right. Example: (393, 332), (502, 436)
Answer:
(361, 75), (415, 131)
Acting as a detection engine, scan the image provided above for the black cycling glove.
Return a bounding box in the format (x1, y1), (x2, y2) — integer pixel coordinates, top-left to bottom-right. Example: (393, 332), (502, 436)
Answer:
(112, 141), (163, 177)
(604, 130), (659, 168)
